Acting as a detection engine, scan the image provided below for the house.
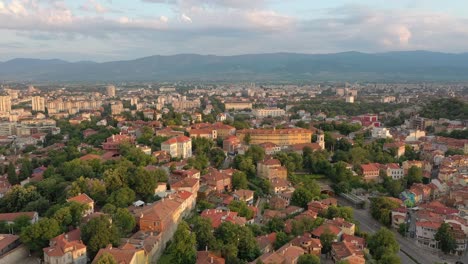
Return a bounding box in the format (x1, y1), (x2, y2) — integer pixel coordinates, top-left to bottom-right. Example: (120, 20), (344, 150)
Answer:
(311, 224), (342, 241)
(383, 163), (404, 180)
(360, 163), (380, 182)
(326, 218), (355, 235)
(201, 168), (233, 192)
(232, 189), (255, 205)
(0, 234), (21, 257)
(67, 193), (94, 216)
(171, 178), (200, 194)
(196, 251), (225, 264)
(102, 134), (135, 151)
(0, 212), (39, 224)
(288, 143), (323, 154)
(152, 150), (171, 163)
(290, 233), (322, 256)
(307, 201), (329, 214)
(391, 207), (408, 229)
(255, 233), (277, 254)
(383, 142), (406, 158)
(190, 129), (217, 140)
(255, 244), (305, 264)
(342, 234), (366, 250)
(161, 136), (192, 159)
(331, 241), (365, 264)
(257, 158), (287, 180)
(258, 142), (282, 155)
(200, 209), (247, 228)
(92, 244), (146, 264)
(415, 221), (442, 249)
(223, 135), (241, 153)
(43, 229), (87, 264)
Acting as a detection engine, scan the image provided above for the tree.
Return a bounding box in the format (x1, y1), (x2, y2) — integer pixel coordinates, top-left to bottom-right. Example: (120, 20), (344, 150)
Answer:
(274, 231), (289, 250)
(132, 167), (157, 200)
(0, 185), (42, 213)
(266, 217), (285, 233)
(113, 208), (136, 236)
(209, 148), (226, 169)
(379, 253), (401, 264)
(18, 158), (33, 181)
(320, 229), (337, 254)
(107, 187), (136, 208)
(12, 215), (32, 234)
(291, 187), (314, 208)
(82, 215), (120, 258)
(367, 227), (399, 261)
(297, 254), (320, 264)
(232, 171), (248, 190)
(167, 221), (196, 264)
(406, 166), (423, 187)
(244, 133), (251, 144)
(20, 218), (61, 251)
(435, 223), (456, 254)
(237, 226), (260, 261)
(192, 216), (217, 251)
(228, 201), (254, 219)
(7, 162), (18, 185)
(370, 197), (400, 226)
(95, 252), (118, 264)
(245, 145), (265, 164)
(398, 223), (408, 237)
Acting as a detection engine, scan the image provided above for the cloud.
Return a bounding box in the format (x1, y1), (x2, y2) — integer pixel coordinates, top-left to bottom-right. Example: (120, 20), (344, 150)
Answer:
(0, 1), (468, 61)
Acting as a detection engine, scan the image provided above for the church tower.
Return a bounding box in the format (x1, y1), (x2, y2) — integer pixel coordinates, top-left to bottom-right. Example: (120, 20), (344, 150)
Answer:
(317, 131), (325, 150)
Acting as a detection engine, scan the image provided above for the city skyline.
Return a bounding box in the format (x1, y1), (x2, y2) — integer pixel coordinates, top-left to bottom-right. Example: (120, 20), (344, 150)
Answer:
(1, 0), (468, 61)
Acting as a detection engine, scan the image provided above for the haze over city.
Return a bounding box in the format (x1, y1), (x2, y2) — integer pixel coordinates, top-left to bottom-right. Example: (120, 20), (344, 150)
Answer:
(1, 0), (468, 61)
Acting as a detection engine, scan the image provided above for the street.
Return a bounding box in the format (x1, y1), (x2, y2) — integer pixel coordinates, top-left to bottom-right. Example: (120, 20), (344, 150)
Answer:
(338, 197), (461, 264)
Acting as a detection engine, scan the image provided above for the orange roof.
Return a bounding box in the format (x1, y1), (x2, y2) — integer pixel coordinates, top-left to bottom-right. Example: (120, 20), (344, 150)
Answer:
(0, 212), (37, 222)
(0, 234), (19, 252)
(92, 244), (143, 264)
(196, 251), (225, 264)
(312, 224), (341, 237)
(67, 193), (94, 204)
(162, 135), (191, 145)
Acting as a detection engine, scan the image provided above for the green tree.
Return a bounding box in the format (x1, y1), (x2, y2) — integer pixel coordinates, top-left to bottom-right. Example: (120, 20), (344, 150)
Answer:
(95, 252), (118, 264)
(107, 187), (136, 208)
(82, 215), (120, 258)
(291, 187), (314, 208)
(398, 223), (408, 237)
(245, 145), (265, 164)
(406, 166), (423, 187)
(192, 216), (217, 251)
(7, 162), (18, 185)
(168, 221), (196, 264)
(209, 148), (226, 169)
(113, 208), (136, 236)
(12, 215), (32, 234)
(370, 197), (400, 226)
(237, 226), (260, 261)
(18, 158), (33, 181)
(132, 167), (157, 200)
(379, 253), (401, 264)
(367, 227), (399, 261)
(20, 218), (61, 251)
(266, 217), (285, 233)
(228, 201), (254, 219)
(297, 254), (320, 264)
(244, 133), (251, 144)
(435, 223), (456, 254)
(274, 231), (289, 250)
(232, 171), (248, 190)
(0, 185), (42, 213)
(320, 229), (337, 254)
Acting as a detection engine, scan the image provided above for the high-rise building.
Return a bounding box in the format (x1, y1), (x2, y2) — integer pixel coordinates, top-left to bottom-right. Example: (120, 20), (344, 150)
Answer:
(106, 85), (116, 97)
(0, 96), (11, 113)
(32, 96), (45, 112)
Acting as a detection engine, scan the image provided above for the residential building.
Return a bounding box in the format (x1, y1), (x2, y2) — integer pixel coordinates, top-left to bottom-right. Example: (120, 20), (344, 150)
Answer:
(384, 163), (404, 180)
(257, 159), (287, 180)
(92, 244), (146, 264)
(32, 96), (46, 112)
(0, 212), (39, 224)
(223, 135), (241, 153)
(237, 128), (312, 146)
(331, 241), (365, 264)
(371, 127), (392, 139)
(360, 163), (380, 182)
(161, 136), (192, 159)
(232, 189), (254, 205)
(102, 134), (135, 151)
(106, 85), (116, 97)
(0, 234), (21, 257)
(224, 101), (252, 110)
(66, 193), (94, 216)
(43, 229), (87, 264)
(0, 96), (11, 113)
(252, 108), (286, 118)
(196, 251), (225, 264)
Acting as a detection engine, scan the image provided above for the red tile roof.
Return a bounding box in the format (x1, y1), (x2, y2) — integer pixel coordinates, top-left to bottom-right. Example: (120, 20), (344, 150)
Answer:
(67, 193), (94, 204)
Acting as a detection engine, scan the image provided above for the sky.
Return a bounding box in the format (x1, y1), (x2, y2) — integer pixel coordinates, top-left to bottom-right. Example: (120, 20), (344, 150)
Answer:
(0, 0), (468, 61)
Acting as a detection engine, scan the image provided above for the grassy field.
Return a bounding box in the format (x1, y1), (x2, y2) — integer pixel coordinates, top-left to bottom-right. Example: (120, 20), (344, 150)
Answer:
(289, 173), (326, 187)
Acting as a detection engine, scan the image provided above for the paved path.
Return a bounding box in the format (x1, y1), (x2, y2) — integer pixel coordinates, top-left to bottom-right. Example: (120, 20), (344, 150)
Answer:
(338, 197), (457, 264)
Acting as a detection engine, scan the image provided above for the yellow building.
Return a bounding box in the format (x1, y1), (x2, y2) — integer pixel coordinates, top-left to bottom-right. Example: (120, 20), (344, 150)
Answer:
(224, 101), (253, 110)
(237, 128), (312, 146)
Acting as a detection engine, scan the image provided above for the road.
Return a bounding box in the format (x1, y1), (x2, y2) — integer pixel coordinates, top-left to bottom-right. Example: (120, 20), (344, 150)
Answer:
(338, 197), (455, 264)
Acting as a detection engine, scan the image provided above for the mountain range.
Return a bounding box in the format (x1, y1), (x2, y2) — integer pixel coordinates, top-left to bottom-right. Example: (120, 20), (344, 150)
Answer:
(1, 51), (468, 82)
